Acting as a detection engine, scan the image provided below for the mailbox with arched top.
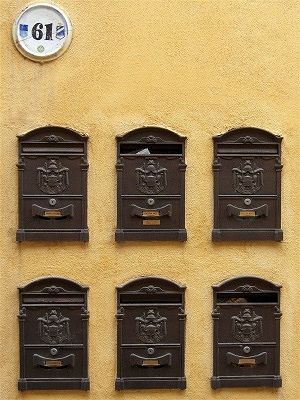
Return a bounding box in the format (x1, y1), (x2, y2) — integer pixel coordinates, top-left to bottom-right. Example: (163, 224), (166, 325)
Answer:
(212, 128), (283, 241)
(211, 276), (282, 389)
(115, 127), (187, 241)
(116, 276), (186, 390)
(16, 126), (89, 241)
(18, 277), (89, 390)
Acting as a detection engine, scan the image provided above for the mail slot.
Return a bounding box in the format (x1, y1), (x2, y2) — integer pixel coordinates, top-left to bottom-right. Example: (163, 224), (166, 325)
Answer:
(16, 126), (89, 241)
(115, 127), (187, 241)
(212, 128), (283, 241)
(211, 276), (282, 388)
(18, 277), (89, 390)
(115, 276), (186, 390)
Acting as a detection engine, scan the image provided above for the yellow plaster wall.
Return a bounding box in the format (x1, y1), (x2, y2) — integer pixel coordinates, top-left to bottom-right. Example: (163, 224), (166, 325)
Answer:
(0, 0), (300, 399)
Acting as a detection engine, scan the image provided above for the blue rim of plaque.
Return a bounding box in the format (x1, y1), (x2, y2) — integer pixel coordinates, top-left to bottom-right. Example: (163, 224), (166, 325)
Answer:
(12, 2), (73, 62)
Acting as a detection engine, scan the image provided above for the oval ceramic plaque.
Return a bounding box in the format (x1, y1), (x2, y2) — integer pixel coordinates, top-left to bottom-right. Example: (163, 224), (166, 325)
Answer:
(13, 3), (72, 62)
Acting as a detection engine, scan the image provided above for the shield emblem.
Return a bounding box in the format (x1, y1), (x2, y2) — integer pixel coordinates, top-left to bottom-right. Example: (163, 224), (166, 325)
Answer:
(37, 159), (69, 194)
(136, 159), (167, 194)
(38, 310), (70, 344)
(19, 24), (28, 38)
(231, 308), (263, 342)
(56, 24), (65, 40)
(135, 309), (167, 343)
(232, 160), (263, 194)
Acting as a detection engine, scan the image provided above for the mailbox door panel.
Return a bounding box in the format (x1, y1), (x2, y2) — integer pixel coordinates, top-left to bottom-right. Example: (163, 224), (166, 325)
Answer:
(218, 198), (277, 229)
(22, 198), (83, 230)
(217, 344), (276, 376)
(121, 198), (181, 230)
(22, 157), (83, 195)
(218, 158), (277, 195)
(121, 157), (181, 195)
(24, 347), (84, 379)
(217, 305), (276, 343)
(121, 346), (181, 378)
(121, 306), (181, 344)
(24, 307), (84, 344)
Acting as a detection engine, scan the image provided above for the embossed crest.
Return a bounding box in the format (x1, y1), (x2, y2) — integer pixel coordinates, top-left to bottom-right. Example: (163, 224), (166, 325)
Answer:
(231, 308), (263, 342)
(37, 159), (69, 194)
(135, 309), (167, 343)
(232, 160), (263, 194)
(38, 309), (70, 344)
(136, 159), (167, 194)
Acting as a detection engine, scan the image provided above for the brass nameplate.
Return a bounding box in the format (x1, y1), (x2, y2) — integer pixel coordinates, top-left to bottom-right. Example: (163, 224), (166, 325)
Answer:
(43, 210), (62, 218)
(142, 359), (159, 366)
(45, 360), (62, 368)
(142, 211), (160, 217)
(239, 210), (256, 218)
(238, 358), (256, 365)
(143, 219), (160, 225)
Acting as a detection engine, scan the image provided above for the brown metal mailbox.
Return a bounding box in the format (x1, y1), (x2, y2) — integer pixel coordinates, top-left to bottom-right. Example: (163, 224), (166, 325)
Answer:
(211, 276), (282, 389)
(115, 277), (186, 390)
(18, 277), (89, 391)
(16, 126), (89, 241)
(115, 127), (187, 241)
(212, 128), (283, 241)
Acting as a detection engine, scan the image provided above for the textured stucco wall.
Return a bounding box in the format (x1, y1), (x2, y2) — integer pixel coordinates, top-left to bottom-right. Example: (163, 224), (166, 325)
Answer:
(0, 0), (299, 399)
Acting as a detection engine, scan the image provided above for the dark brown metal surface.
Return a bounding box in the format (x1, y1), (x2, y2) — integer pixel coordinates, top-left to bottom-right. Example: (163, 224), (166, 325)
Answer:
(212, 128), (283, 241)
(16, 126), (89, 241)
(115, 127), (187, 241)
(211, 276), (282, 389)
(18, 277), (90, 391)
(115, 276), (186, 390)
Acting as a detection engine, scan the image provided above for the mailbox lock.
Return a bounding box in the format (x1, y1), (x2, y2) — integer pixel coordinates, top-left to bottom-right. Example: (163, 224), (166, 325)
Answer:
(244, 198), (251, 206)
(50, 348), (58, 355)
(147, 198), (155, 206)
(147, 347), (155, 355)
(49, 198), (57, 206)
(243, 346), (251, 354)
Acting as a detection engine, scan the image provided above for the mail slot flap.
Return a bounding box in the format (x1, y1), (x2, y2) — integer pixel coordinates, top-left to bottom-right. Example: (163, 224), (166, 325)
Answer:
(217, 292), (278, 304)
(19, 277), (88, 298)
(217, 143), (279, 155)
(120, 293), (183, 304)
(22, 293), (85, 304)
(21, 142), (85, 154)
(120, 143), (183, 155)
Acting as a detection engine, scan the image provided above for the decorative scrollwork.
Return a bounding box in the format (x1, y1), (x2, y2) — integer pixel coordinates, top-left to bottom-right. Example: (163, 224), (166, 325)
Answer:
(37, 159), (69, 194)
(232, 160), (264, 194)
(38, 310), (70, 344)
(139, 136), (163, 143)
(233, 285), (261, 293)
(138, 285), (163, 293)
(136, 160), (167, 194)
(41, 285), (66, 293)
(135, 309), (167, 344)
(43, 135), (64, 142)
(234, 136), (261, 144)
(232, 308), (263, 342)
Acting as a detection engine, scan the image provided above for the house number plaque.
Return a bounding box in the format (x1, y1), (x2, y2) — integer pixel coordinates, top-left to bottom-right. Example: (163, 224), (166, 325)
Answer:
(13, 3), (72, 62)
